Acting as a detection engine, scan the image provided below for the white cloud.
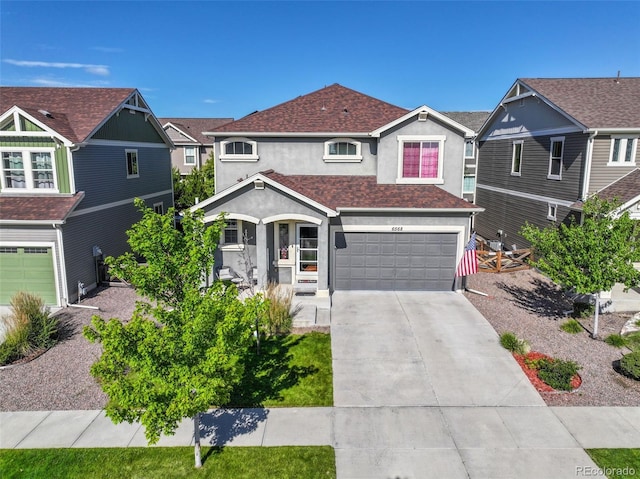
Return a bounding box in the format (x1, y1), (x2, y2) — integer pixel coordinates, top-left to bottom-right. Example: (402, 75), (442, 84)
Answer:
(204, 99), (219, 104)
(31, 78), (111, 88)
(3, 59), (110, 76)
(92, 47), (124, 53)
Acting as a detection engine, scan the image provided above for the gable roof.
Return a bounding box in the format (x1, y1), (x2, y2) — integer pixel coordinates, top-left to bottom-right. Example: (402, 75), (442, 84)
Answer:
(0, 87), (169, 144)
(441, 111), (491, 133)
(206, 84), (410, 134)
(518, 78), (640, 130)
(159, 117), (233, 144)
(0, 192), (85, 224)
(594, 168), (640, 208)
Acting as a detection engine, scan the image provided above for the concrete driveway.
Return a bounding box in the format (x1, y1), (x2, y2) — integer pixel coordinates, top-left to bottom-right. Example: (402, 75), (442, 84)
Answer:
(330, 291), (600, 479)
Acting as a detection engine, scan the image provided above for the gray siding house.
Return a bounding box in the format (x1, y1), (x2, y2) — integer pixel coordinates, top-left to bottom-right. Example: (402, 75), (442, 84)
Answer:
(193, 84), (483, 296)
(475, 77), (640, 250)
(159, 118), (232, 175)
(0, 87), (173, 307)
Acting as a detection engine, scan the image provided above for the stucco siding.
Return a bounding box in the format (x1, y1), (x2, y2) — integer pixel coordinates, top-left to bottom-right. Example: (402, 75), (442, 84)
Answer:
(171, 145), (213, 175)
(72, 144), (172, 210)
(588, 135), (638, 194)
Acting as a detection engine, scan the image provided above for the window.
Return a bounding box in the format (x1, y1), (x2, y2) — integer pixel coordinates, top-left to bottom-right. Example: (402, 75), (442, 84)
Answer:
(184, 146), (196, 165)
(278, 223), (290, 260)
(511, 141), (523, 176)
(547, 203), (557, 221)
(464, 140), (475, 159)
(220, 138), (258, 161)
(609, 136), (637, 165)
(397, 135), (445, 183)
(548, 137), (564, 180)
(463, 175), (476, 193)
(1, 149), (57, 191)
(223, 219), (238, 244)
(153, 202), (164, 215)
(298, 225), (318, 273)
(323, 139), (362, 162)
(126, 150), (139, 178)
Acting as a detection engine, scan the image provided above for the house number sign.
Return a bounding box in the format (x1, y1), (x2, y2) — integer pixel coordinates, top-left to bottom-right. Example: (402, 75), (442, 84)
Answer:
(391, 226), (403, 231)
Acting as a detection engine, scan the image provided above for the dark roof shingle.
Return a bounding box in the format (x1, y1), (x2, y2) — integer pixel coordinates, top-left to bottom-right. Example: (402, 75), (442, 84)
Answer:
(0, 192), (85, 222)
(159, 117), (233, 144)
(595, 168), (640, 204)
(441, 111), (491, 132)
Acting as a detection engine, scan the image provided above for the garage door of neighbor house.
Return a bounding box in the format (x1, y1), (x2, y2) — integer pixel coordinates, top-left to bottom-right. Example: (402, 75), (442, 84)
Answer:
(334, 232), (458, 291)
(0, 247), (57, 305)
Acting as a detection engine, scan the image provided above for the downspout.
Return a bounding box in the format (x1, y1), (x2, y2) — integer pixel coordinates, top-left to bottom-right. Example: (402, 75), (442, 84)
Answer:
(582, 130), (597, 202)
(53, 224), (69, 307)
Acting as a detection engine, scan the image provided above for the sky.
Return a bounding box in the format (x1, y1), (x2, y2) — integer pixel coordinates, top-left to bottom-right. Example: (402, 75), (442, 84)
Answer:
(1, 1), (639, 120)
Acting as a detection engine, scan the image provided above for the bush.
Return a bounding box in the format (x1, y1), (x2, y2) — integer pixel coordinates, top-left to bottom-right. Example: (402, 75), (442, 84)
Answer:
(499, 332), (530, 355)
(537, 358), (581, 391)
(263, 282), (294, 336)
(619, 351), (640, 381)
(625, 332), (640, 352)
(572, 302), (594, 319)
(604, 334), (628, 348)
(560, 319), (583, 334)
(0, 292), (57, 365)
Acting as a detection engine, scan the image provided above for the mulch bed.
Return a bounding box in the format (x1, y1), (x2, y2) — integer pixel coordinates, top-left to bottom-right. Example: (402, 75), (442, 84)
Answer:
(513, 351), (582, 393)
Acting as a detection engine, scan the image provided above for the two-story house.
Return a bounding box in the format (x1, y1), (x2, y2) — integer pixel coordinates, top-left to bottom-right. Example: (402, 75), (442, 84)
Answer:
(0, 87), (173, 307)
(159, 118), (232, 175)
(192, 84), (483, 296)
(475, 77), (640, 250)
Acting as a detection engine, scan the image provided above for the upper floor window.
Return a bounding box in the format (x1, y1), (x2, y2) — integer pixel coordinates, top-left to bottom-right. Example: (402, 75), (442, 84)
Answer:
(184, 146), (196, 165)
(323, 139), (362, 162)
(609, 136), (637, 165)
(220, 138), (258, 161)
(547, 137), (564, 180)
(396, 135), (445, 184)
(464, 140), (475, 159)
(126, 149), (139, 178)
(511, 140), (523, 176)
(1, 149), (57, 191)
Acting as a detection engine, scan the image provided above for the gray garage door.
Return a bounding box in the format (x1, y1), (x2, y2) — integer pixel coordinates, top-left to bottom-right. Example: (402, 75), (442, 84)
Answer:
(334, 232), (457, 291)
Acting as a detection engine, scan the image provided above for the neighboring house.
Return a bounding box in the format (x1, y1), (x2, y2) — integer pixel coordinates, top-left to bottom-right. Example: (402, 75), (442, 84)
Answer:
(0, 87), (173, 307)
(192, 84), (483, 296)
(475, 77), (640, 250)
(159, 118), (232, 175)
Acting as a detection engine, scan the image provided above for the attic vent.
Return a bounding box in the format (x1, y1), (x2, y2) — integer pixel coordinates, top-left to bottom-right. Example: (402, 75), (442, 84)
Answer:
(418, 112), (428, 121)
(342, 108), (348, 114)
(254, 179), (265, 190)
(38, 109), (53, 118)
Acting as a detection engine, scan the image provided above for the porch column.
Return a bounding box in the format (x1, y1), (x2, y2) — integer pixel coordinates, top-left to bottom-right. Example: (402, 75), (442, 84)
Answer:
(256, 221), (268, 290)
(317, 219), (329, 296)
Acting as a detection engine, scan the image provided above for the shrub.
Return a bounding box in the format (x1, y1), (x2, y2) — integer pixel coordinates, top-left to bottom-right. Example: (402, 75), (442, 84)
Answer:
(537, 358), (581, 391)
(625, 332), (640, 352)
(0, 292), (57, 365)
(263, 282), (294, 336)
(560, 319), (583, 334)
(572, 302), (594, 319)
(604, 334), (628, 348)
(619, 351), (640, 380)
(499, 332), (530, 355)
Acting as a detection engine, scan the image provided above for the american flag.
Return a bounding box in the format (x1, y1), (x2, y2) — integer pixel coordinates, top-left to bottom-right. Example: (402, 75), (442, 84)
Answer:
(455, 232), (478, 277)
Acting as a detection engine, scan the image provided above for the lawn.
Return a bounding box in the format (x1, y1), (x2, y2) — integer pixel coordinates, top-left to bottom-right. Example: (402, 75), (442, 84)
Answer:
(0, 446), (336, 479)
(228, 332), (333, 407)
(587, 449), (640, 478)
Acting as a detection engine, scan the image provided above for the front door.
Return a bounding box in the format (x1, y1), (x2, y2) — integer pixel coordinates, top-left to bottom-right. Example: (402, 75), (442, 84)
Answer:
(296, 224), (318, 288)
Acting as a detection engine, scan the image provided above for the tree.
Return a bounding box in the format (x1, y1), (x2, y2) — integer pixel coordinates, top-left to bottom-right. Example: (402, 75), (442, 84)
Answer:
(172, 153), (216, 210)
(521, 197), (640, 338)
(84, 198), (264, 467)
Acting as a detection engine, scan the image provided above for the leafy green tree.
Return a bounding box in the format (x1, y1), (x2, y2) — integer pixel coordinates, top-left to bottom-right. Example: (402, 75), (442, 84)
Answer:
(84, 199), (264, 467)
(521, 197), (640, 338)
(172, 153), (216, 210)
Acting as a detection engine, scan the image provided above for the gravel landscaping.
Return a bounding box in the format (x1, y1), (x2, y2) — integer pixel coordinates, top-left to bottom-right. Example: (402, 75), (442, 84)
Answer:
(464, 269), (640, 406)
(1, 269), (639, 411)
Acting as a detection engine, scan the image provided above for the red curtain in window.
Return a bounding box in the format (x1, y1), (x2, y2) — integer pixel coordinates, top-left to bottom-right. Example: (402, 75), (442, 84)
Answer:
(421, 142), (439, 178)
(402, 142), (420, 177)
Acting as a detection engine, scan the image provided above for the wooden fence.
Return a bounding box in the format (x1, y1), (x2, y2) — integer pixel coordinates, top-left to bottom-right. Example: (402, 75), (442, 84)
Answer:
(477, 249), (532, 273)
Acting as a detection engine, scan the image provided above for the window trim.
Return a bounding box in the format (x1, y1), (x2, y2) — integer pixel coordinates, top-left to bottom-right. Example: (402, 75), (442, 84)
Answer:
(220, 138), (259, 162)
(220, 219), (245, 251)
(608, 136), (637, 166)
(396, 135), (445, 184)
(464, 140), (475, 159)
(547, 203), (558, 221)
(511, 140), (523, 176)
(547, 136), (564, 180)
(184, 146), (197, 166)
(153, 202), (164, 215)
(125, 149), (139, 179)
(1, 147), (58, 192)
(323, 138), (363, 162)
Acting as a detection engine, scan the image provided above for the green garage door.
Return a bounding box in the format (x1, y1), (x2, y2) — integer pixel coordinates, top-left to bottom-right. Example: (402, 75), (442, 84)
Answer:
(0, 247), (57, 305)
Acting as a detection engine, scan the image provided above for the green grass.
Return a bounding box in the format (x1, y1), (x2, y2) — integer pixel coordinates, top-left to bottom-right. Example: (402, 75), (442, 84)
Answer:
(0, 446), (336, 479)
(586, 449), (640, 478)
(560, 319), (584, 334)
(229, 332), (333, 407)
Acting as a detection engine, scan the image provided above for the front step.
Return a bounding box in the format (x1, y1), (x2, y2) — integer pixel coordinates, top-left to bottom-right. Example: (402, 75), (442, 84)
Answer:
(292, 304), (317, 328)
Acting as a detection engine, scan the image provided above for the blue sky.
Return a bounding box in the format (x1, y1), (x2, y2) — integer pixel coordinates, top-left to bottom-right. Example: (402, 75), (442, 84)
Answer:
(1, 1), (639, 120)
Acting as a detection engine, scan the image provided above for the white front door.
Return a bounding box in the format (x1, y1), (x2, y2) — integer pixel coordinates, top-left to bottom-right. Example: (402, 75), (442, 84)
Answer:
(296, 224), (318, 287)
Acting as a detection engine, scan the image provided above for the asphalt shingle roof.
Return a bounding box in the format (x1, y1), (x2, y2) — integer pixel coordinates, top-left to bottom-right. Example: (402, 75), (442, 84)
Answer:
(519, 77), (640, 129)
(1, 87), (138, 143)
(441, 111), (491, 132)
(595, 168), (640, 205)
(0, 192), (85, 222)
(158, 117), (233, 144)
(262, 171), (479, 211)
(208, 84), (410, 134)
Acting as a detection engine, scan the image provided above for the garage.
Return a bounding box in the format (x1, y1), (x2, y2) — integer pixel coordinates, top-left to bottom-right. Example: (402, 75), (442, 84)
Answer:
(0, 247), (57, 305)
(333, 232), (458, 291)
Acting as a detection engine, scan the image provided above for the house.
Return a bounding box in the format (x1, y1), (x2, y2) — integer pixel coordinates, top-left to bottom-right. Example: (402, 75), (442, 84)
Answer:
(0, 87), (173, 307)
(159, 118), (232, 175)
(191, 84), (483, 296)
(475, 77), (640, 250)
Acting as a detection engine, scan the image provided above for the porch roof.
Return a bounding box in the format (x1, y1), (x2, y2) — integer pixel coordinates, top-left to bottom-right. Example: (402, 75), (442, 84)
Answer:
(0, 192), (85, 224)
